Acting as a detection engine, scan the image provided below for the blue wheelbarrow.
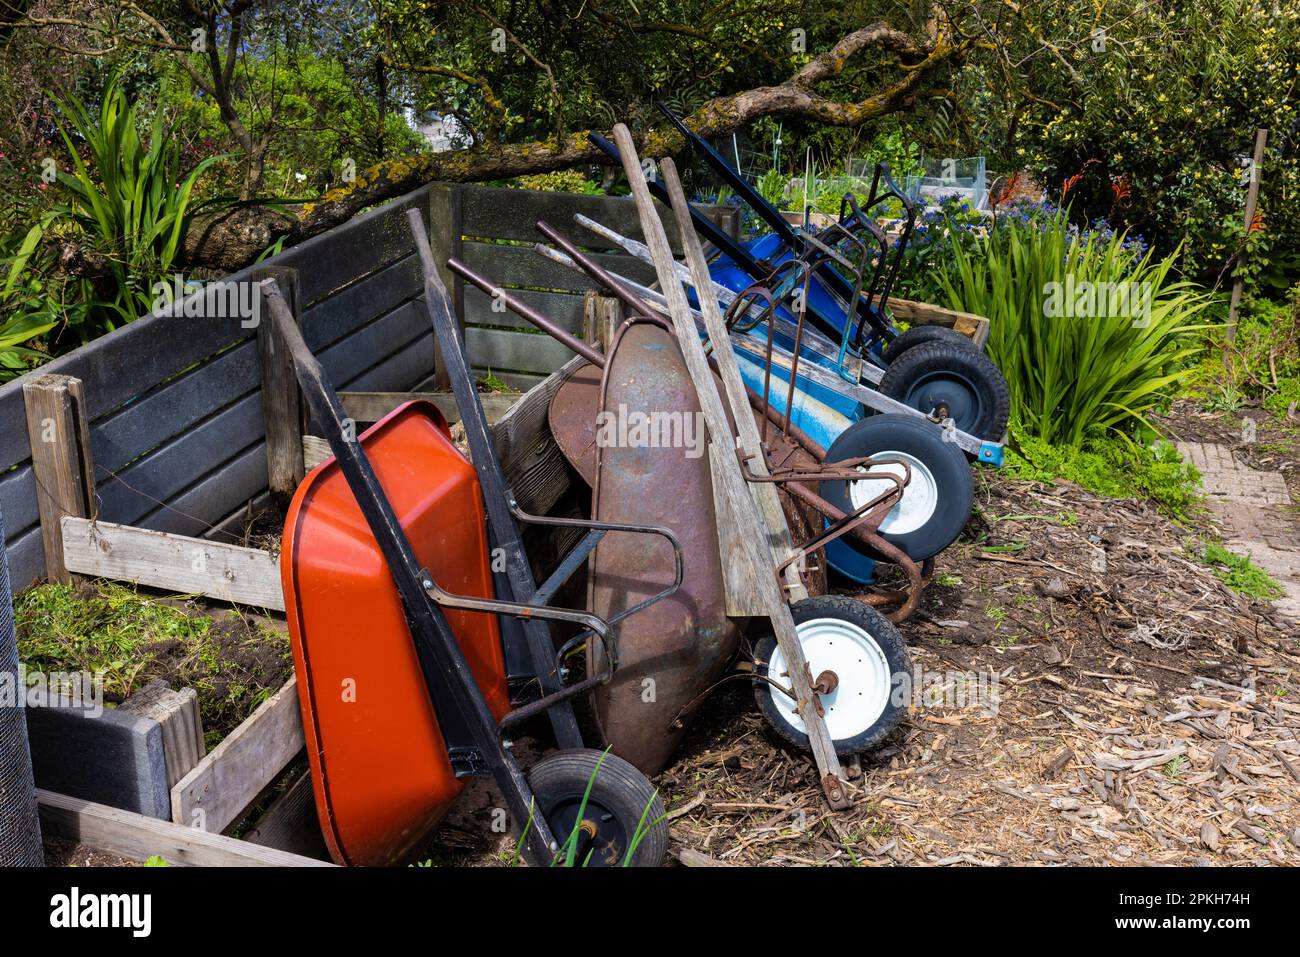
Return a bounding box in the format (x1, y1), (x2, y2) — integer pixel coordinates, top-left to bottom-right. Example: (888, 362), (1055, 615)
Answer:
(580, 112), (1009, 584)
(588, 104), (1009, 451)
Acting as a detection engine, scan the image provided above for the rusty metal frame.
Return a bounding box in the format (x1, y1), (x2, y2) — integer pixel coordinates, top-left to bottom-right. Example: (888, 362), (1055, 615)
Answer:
(453, 220), (928, 622)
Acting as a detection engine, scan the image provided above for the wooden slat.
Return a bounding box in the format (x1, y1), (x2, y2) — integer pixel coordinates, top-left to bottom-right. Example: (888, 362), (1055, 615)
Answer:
(300, 254), (422, 354)
(464, 327), (576, 376)
(340, 390), (519, 425)
(95, 295), (427, 529)
(634, 142), (845, 801)
(60, 516), (284, 610)
(3, 524), (46, 591)
(242, 771), (328, 859)
(886, 297), (990, 348)
(0, 190), (433, 476)
(461, 240), (655, 292)
(338, 330), (434, 395)
(318, 299), (428, 387)
(0, 389), (30, 470)
(98, 297), (426, 531)
(94, 395), (264, 529)
(171, 678), (304, 833)
(118, 682), (206, 790)
(664, 166), (799, 612)
(37, 789), (333, 867)
(277, 184), (433, 305)
(0, 464), (39, 543)
(302, 435), (331, 471)
(428, 184), (464, 391)
(463, 285), (586, 333)
(0, 310), (251, 471)
(586, 291), (624, 355)
(489, 356), (583, 517)
(89, 339), (260, 477)
(460, 185), (736, 253)
(139, 443), (269, 538)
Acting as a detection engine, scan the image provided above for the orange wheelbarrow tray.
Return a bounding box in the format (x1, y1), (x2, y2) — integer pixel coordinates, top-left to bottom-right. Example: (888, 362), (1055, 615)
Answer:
(263, 279), (682, 867)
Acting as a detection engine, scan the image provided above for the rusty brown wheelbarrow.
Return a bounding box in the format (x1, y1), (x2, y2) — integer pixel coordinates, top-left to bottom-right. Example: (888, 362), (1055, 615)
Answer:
(449, 253), (732, 777)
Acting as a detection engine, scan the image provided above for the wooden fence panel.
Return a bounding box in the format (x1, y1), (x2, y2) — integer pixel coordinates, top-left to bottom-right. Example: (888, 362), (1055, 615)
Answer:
(0, 182), (736, 588)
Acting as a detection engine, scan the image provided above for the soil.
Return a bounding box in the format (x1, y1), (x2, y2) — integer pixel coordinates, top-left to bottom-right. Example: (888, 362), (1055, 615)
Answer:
(41, 838), (137, 867)
(141, 610), (293, 743)
(658, 473), (1298, 866)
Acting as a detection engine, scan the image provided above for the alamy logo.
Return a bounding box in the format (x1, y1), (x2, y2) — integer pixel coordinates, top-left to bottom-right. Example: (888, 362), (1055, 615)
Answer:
(49, 887), (151, 937)
(0, 666), (103, 718)
(1042, 276), (1152, 327)
(594, 403), (706, 459)
(152, 275), (261, 328)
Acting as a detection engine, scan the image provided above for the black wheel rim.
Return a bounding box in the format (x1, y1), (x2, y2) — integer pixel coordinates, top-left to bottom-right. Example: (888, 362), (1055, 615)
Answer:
(903, 370), (984, 433)
(546, 797), (630, 867)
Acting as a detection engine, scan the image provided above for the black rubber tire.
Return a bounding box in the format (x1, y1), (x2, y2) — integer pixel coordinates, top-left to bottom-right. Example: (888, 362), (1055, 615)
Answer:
(820, 413), (973, 562)
(882, 325), (982, 363)
(879, 340), (1011, 442)
(753, 596), (911, 756)
(528, 748), (667, 867)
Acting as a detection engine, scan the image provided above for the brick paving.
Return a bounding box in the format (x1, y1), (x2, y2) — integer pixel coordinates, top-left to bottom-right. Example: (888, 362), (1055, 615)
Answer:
(1176, 441), (1300, 619)
(1175, 442), (1292, 506)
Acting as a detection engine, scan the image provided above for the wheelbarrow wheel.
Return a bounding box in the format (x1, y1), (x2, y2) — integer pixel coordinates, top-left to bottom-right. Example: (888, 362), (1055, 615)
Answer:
(882, 325), (982, 364)
(878, 340), (1010, 441)
(528, 749), (668, 867)
(752, 596), (911, 756)
(819, 413), (973, 563)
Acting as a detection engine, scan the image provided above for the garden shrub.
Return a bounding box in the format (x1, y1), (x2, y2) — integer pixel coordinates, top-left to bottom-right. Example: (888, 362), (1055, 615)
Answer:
(930, 206), (1213, 446)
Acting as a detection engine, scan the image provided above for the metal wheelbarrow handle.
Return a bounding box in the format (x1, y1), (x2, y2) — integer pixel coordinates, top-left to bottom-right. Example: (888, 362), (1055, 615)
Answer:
(259, 277), (561, 864)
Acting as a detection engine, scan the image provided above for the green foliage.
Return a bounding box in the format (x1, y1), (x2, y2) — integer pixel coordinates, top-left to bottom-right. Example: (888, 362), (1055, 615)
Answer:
(369, 0), (856, 144)
(50, 75), (223, 328)
(154, 45), (427, 201)
(1006, 430), (1203, 519)
(143, 855), (169, 867)
(892, 193), (1000, 304)
(0, 216), (63, 381)
(15, 581), (210, 699)
(1185, 286), (1300, 422)
(510, 169), (602, 194)
(933, 207), (1214, 446)
(755, 167), (789, 209)
(1197, 542), (1286, 600)
(996, 3), (1300, 290)
(1265, 376), (1300, 420)
(478, 371), (513, 393)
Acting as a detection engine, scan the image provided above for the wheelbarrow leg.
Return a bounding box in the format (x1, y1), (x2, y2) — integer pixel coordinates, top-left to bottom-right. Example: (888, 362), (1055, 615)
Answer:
(610, 125), (850, 809)
(405, 210), (584, 752)
(260, 279), (559, 865)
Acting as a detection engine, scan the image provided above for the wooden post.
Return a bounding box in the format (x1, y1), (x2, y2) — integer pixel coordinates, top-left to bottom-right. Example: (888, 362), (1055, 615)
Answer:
(23, 374), (94, 584)
(428, 184), (464, 390)
(1227, 128), (1269, 344)
(582, 290), (624, 353)
(255, 266), (305, 504)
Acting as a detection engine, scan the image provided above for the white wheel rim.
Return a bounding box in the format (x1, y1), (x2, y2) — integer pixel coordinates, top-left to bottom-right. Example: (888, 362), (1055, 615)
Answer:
(847, 451), (937, 536)
(765, 617), (893, 742)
